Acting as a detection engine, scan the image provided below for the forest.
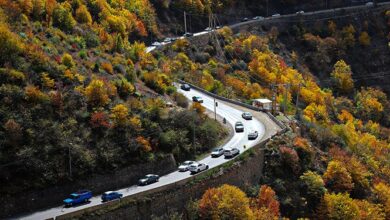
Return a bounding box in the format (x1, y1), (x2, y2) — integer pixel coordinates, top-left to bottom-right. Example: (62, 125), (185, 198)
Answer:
(0, 0), (389, 219)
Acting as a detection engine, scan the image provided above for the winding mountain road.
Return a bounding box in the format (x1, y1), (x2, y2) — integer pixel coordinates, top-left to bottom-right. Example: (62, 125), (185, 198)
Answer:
(16, 85), (265, 220)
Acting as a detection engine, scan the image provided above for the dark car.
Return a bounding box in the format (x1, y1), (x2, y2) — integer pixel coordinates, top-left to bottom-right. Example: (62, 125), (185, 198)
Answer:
(211, 148), (224, 158)
(183, 32), (194, 37)
(101, 191), (123, 202)
(235, 121), (244, 132)
(138, 174), (159, 186)
(242, 112), (253, 120)
(248, 131), (259, 140)
(242, 17), (249, 22)
(192, 96), (204, 103)
(224, 148), (240, 158)
(181, 84), (191, 91)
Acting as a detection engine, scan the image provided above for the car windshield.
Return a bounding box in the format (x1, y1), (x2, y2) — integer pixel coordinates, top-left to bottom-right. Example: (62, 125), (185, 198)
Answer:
(236, 122), (243, 126)
(213, 148), (221, 152)
(70, 194), (79, 199)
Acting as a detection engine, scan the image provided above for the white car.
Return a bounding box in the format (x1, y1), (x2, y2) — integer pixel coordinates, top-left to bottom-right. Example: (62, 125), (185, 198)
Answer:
(205, 27), (213, 32)
(189, 163), (209, 174)
(178, 161), (196, 172)
(272, 13), (281, 17)
(224, 148), (240, 158)
(296, 11), (304, 15)
(248, 131), (259, 140)
(151, 41), (162, 47)
(253, 16), (264, 20)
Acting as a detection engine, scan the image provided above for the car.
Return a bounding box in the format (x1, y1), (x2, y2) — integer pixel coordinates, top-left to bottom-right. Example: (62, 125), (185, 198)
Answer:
(138, 174), (159, 186)
(248, 131), (259, 140)
(296, 10), (304, 15)
(224, 148), (240, 158)
(151, 41), (162, 47)
(181, 83), (191, 91)
(183, 32), (194, 37)
(63, 190), (92, 207)
(192, 96), (204, 103)
(241, 17), (249, 22)
(178, 160), (196, 172)
(101, 191), (123, 202)
(235, 121), (244, 132)
(211, 148), (224, 158)
(272, 13), (281, 17)
(253, 16), (264, 20)
(163, 38), (172, 43)
(205, 27), (213, 32)
(242, 112), (253, 120)
(189, 163), (209, 174)
(366, 2), (374, 7)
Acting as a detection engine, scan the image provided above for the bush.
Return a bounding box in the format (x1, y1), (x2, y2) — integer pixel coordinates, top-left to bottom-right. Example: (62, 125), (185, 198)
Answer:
(75, 5), (92, 24)
(61, 53), (74, 68)
(52, 4), (76, 32)
(0, 24), (24, 65)
(173, 92), (188, 108)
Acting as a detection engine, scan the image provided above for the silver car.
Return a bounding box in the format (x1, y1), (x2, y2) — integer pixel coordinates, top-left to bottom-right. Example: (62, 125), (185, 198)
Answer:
(224, 148), (240, 158)
(178, 161), (196, 172)
(211, 148), (224, 158)
(248, 131), (258, 140)
(189, 163), (209, 174)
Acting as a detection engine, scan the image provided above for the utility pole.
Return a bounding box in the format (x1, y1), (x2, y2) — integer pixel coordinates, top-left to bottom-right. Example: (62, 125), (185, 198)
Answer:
(193, 111), (196, 153)
(283, 83), (290, 114)
(214, 98), (218, 121)
(271, 83), (276, 115)
(266, 0), (269, 16)
(68, 144), (72, 179)
(184, 11), (187, 33)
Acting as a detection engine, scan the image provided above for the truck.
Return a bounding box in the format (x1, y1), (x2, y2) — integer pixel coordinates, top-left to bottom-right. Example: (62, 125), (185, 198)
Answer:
(63, 190), (92, 207)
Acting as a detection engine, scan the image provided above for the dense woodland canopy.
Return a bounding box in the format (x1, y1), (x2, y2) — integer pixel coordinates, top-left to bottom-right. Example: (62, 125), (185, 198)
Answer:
(0, 0), (389, 219)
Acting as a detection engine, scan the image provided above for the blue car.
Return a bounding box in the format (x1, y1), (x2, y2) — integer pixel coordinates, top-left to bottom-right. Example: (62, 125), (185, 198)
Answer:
(101, 191), (123, 202)
(63, 190), (92, 207)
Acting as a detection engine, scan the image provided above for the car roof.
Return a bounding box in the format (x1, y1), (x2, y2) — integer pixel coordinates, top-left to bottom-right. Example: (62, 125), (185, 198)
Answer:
(104, 191), (114, 194)
(146, 174), (155, 177)
(184, 160), (194, 163)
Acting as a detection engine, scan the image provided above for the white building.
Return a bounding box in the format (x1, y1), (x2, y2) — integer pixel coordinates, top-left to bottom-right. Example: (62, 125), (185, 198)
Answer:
(252, 98), (272, 111)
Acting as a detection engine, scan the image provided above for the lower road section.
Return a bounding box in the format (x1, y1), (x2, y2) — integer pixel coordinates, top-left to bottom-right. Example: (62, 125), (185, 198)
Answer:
(16, 86), (265, 220)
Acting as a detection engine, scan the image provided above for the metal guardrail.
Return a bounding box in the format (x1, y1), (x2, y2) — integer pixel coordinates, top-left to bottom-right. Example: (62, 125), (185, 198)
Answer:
(177, 80), (287, 131)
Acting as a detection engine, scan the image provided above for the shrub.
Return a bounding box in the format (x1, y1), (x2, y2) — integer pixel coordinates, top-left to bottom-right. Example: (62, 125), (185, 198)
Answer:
(75, 4), (92, 24)
(25, 85), (49, 103)
(101, 62), (113, 74)
(173, 92), (188, 108)
(359, 31), (371, 46)
(52, 3), (76, 32)
(61, 53), (74, 68)
(0, 24), (24, 65)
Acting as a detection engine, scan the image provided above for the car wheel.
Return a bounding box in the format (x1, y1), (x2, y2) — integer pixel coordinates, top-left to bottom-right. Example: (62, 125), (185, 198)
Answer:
(206, 165), (209, 169)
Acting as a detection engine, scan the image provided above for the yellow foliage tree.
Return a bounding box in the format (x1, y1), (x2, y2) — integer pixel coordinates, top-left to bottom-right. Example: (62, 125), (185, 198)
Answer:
(323, 160), (354, 193)
(110, 104), (129, 126)
(75, 4), (92, 24)
(331, 60), (354, 94)
(84, 79), (114, 107)
(199, 184), (253, 219)
(359, 31), (371, 46)
(303, 103), (329, 124)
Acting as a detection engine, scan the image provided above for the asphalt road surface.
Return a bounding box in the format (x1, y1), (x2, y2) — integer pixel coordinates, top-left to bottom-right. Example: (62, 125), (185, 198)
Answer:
(15, 86), (265, 220)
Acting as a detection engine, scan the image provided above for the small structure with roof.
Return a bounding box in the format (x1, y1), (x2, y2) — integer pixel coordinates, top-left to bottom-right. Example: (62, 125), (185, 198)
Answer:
(252, 98), (272, 111)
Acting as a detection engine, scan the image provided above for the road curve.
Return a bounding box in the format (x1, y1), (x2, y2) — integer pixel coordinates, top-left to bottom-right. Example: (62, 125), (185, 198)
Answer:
(15, 85), (265, 220)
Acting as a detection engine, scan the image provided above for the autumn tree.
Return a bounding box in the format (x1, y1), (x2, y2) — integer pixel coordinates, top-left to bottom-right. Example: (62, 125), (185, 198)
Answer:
(61, 53), (74, 68)
(300, 171), (326, 209)
(330, 60), (354, 95)
(318, 193), (360, 220)
(0, 24), (24, 65)
(253, 185), (280, 219)
(110, 104), (129, 127)
(323, 160), (354, 193)
(84, 79), (114, 107)
(46, 0), (57, 25)
(341, 24), (356, 48)
(199, 184), (253, 219)
(359, 31), (371, 46)
(75, 4), (92, 24)
(354, 87), (387, 122)
(52, 3), (76, 32)
(191, 102), (205, 115)
(90, 111), (111, 129)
